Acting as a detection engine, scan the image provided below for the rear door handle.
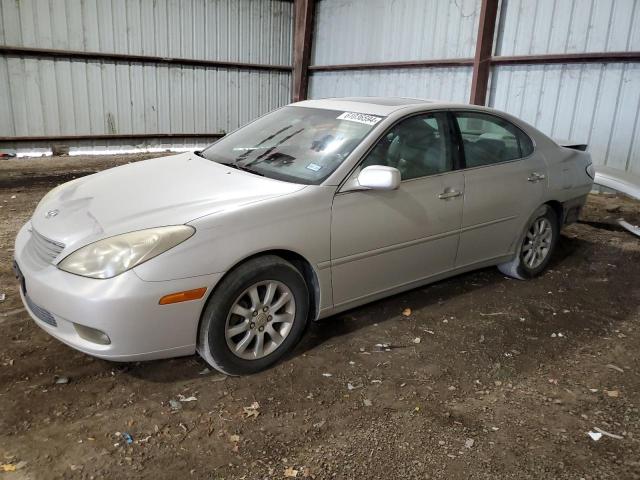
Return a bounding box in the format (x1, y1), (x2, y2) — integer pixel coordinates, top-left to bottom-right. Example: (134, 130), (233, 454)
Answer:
(438, 190), (463, 200)
(527, 172), (546, 182)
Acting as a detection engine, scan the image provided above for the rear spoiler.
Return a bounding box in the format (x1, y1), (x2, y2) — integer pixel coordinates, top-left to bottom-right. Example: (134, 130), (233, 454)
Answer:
(554, 139), (588, 151)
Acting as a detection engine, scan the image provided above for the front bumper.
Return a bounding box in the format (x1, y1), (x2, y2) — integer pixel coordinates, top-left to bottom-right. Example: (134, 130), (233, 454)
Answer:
(14, 222), (223, 361)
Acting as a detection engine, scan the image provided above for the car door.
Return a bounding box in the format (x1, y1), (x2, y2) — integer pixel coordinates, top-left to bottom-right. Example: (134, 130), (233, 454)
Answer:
(451, 110), (548, 268)
(330, 112), (464, 307)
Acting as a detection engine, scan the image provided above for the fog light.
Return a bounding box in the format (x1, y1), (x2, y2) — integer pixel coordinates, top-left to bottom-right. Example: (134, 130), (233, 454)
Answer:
(74, 323), (111, 345)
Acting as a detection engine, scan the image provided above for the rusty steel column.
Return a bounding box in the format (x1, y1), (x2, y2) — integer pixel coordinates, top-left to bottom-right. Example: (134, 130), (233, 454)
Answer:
(292, 0), (315, 102)
(469, 0), (500, 105)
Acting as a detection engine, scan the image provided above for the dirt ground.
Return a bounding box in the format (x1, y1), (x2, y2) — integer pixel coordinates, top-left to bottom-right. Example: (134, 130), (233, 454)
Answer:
(1, 154), (639, 480)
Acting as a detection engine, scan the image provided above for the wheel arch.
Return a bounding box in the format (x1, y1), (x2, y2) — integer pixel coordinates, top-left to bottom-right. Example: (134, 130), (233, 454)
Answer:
(544, 200), (564, 229)
(198, 249), (321, 340)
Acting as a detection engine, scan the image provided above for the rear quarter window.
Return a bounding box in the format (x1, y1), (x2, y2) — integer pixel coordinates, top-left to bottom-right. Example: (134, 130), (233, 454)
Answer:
(454, 112), (534, 168)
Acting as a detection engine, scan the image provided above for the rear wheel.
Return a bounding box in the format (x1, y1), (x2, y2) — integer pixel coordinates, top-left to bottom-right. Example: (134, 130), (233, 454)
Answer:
(498, 206), (559, 280)
(197, 255), (309, 375)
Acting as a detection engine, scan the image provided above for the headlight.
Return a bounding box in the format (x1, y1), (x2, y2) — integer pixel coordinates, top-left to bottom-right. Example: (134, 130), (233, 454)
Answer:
(58, 225), (195, 279)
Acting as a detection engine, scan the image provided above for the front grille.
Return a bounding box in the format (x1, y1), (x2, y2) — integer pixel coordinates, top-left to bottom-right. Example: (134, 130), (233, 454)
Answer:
(29, 228), (65, 264)
(25, 294), (57, 327)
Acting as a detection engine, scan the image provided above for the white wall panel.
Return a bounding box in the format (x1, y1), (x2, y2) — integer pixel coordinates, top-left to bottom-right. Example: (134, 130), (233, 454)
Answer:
(309, 67), (473, 103)
(0, 56), (291, 137)
(496, 0), (640, 56)
(489, 62), (640, 174)
(0, 0), (293, 153)
(0, 0), (293, 64)
(312, 0), (480, 65)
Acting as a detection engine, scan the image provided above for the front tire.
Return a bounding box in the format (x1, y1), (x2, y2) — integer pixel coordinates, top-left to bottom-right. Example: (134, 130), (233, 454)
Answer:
(197, 255), (309, 375)
(498, 206), (559, 280)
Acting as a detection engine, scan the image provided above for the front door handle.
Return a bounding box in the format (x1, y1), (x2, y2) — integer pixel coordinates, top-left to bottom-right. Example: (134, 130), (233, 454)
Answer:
(438, 190), (463, 200)
(527, 172), (546, 182)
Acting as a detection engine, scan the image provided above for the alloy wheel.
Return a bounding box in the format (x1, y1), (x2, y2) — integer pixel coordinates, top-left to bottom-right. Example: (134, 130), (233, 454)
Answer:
(522, 217), (553, 269)
(225, 280), (296, 360)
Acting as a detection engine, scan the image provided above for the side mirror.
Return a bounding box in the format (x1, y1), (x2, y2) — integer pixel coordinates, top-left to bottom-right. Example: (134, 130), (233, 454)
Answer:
(357, 165), (401, 191)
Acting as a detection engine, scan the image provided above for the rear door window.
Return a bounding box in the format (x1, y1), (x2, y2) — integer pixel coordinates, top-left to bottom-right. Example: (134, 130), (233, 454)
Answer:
(454, 112), (534, 168)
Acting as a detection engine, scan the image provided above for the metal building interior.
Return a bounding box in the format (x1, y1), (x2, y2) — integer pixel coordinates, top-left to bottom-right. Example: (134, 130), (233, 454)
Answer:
(1, 1), (640, 478)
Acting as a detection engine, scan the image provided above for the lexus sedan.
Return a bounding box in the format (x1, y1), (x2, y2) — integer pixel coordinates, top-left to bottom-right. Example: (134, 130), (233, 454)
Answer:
(14, 97), (594, 375)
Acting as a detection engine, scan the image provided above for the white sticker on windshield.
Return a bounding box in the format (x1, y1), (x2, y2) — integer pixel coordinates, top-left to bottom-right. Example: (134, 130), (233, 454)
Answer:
(337, 112), (382, 126)
(306, 163), (322, 172)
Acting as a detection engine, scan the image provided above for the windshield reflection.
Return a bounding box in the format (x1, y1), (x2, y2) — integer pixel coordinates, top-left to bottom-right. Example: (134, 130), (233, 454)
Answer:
(201, 106), (382, 185)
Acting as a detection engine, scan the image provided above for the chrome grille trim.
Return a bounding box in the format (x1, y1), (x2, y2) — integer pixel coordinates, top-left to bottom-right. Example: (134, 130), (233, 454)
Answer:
(25, 294), (57, 327)
(29, 228), (65, 264)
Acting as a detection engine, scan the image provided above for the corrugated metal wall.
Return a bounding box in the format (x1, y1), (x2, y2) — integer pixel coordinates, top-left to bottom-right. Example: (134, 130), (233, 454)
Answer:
(2, 0), (639, 171)
(309, 0), (640, 174)
(491, 0), (640, 172)
(0, 0), (293, 154)
(308, 0), (480, 101)
(496, 0), (640, 55)
(312, 0), (480, 64)
(490, 63), (640, 174)
(309, 67), (473, 103)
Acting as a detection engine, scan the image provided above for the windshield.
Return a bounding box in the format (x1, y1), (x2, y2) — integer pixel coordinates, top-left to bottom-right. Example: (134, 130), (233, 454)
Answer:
(200, 106), (383, 184)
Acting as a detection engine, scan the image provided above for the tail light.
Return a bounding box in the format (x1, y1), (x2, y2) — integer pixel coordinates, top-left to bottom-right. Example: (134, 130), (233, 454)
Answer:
(586, 163), (595, 179)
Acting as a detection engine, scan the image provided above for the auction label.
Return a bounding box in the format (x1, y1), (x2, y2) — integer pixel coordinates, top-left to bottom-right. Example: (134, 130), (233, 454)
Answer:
(337, 112), (382, 126)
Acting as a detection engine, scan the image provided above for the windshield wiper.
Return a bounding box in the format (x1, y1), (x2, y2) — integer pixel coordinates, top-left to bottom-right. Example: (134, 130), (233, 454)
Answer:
(224, 162), (265, 177)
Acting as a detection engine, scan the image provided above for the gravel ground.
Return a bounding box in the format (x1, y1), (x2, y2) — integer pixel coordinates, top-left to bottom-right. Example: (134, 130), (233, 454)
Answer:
(1, 154), (639, 480)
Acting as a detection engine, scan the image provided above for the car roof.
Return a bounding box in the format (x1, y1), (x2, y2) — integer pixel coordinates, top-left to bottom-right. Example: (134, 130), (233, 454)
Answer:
(291, 97), (448, 116)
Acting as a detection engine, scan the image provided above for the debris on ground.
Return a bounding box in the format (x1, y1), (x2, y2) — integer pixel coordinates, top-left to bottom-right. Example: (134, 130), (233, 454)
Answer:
(0, 149), (17, 158)
(594, 427), (624, 440)
(243, 401), (260, 418)
(1, 461), (26, 472)
(284, 466), (299, 477)
(412, 337), (421, 344)
(321, 373), (332, 377)
(465, 438), (475, 449)
(363, 399), (372, 407)
(121, 432), (133, 445)
(0, 293), (5, 302)
(199, 368), (210, 375)
(177, 394), (198, 402)
(588, 431), (603, 441)
(618, 218), (640, 237)
(402, 308), (412, 317)
(373, 343), (391, 352)
(54, 376), (69, 384)
(169, 399), (182, 411)
(606, 364), (624, 373)
(605, 390), (620, 398)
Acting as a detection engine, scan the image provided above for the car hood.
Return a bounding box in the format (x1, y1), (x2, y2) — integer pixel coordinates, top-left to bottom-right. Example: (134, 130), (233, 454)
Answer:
(31, 152), (305, 248)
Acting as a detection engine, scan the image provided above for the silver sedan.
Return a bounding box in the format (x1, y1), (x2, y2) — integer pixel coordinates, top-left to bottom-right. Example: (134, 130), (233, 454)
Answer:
(14, 97), (594, 374)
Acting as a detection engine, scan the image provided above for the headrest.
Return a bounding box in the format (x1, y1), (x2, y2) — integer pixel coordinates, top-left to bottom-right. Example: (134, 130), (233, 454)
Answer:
(399, 118), (436, 148)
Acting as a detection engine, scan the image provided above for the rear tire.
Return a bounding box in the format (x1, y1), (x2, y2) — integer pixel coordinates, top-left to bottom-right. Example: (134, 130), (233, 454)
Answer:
(498, 206), (559, 280)
(197, 255), (309, 375)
